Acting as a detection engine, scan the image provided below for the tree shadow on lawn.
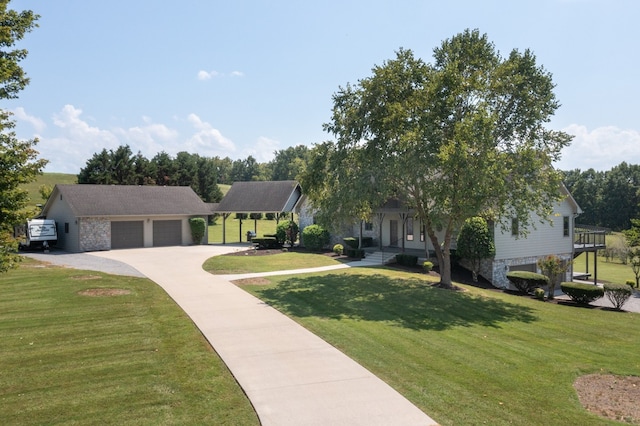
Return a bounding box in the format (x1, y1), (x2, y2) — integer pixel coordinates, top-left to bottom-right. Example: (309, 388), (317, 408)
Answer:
(255, 273), (538, 331)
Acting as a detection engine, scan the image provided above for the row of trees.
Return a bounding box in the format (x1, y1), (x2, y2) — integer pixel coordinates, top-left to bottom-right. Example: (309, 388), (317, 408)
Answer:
(562, 162), (640, 231)
(77, 144), (311, 202)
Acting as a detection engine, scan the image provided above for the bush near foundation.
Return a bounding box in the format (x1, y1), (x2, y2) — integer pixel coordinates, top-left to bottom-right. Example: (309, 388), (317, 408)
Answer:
(560, 282), (604, 305)
(604, 283), (633, 311)
(396, 254), (418, 267)
(302, 224), (330, 251)
(506, 271), (549, 294)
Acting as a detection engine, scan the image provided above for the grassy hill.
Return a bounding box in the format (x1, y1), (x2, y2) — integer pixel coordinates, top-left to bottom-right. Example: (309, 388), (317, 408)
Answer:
(21, 172), (77, 210)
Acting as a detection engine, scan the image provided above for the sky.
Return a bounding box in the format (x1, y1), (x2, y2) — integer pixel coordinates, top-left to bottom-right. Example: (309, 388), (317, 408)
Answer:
(6, 0), (640, 174)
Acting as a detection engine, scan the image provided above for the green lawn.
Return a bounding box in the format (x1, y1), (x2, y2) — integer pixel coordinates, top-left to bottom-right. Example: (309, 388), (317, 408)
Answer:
(203, 251), (344, 274)
(573, 252), (637, 284)
(240, 266), (640, 425)
(208, 218), (282, 244)
(21, 172), (77, 210)
(0, 259), (258, 425)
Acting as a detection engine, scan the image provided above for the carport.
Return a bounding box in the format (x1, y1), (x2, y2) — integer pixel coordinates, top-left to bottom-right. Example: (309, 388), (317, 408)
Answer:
(213, 180), (303, 244)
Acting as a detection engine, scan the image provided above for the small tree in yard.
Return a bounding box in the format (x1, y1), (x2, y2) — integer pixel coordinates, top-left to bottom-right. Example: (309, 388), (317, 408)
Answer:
(628, 248), (640, 288)
(537, 255), (569, 300)
(276, 220), (299, 246)
(456, 217), (495, 282)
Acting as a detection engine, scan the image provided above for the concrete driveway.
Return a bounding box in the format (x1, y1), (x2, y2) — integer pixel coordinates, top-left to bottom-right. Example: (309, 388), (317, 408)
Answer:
(88, 245), (437, 426)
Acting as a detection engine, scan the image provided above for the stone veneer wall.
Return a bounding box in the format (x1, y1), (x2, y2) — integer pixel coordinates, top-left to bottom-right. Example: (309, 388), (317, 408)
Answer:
(79, 217), (111, 252)
(489, 253), (573, 289)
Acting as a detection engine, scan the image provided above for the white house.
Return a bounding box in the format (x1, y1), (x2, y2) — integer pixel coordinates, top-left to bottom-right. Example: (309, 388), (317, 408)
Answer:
(298, 184), (583, 289)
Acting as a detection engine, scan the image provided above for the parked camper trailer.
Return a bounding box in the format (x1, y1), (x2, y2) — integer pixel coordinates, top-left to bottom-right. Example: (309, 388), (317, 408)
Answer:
(16, 219), (58, 250)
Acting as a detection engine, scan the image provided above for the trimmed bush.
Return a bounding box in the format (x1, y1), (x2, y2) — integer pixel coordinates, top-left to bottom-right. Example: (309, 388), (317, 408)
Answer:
(560, 282), (604, 305)
(533, 287), (546, 300)
(252, 237), (280, 249)
(189, 217), (206, 244)
(361, 237), (373, 247)
(396, 254), (418, 267)
(333, 244), (344, 256)
(626, 280), (635, 288)
(345, 247), (365, 259)
(343, 237), (358, 249)
(423, 261), (434, 273)
(302, 224), (330, 251)
(604, 283), (633, 311)
(506, 271), (549, 294)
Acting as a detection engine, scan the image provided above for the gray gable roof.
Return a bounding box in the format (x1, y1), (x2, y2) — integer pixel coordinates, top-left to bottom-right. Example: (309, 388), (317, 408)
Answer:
(44, 184), (213, 217)
(215, 180), (302, 213)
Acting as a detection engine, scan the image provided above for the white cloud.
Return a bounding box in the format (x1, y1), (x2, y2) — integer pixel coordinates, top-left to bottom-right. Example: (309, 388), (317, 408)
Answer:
(197, 70), (219, 80)
(186, 113), (236, 155)
(241, 136), (280, 163)
(12, 107), (46, 132)
(197, 70), (244, 80)
(555, 124), (640, 171)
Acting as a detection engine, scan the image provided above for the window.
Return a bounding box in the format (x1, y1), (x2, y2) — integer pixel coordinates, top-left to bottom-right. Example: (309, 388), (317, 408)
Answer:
(64, 222), (69, 233)
(420, 225), (425, 242)
(364, 222), (373, 231)
(563, 216), (570, 237)
(406, 218), (414, 241)
(511, 218), (519, 236)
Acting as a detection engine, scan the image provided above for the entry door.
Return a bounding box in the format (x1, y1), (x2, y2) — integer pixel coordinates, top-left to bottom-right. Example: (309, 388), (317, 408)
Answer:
(390, 220), (398, 247)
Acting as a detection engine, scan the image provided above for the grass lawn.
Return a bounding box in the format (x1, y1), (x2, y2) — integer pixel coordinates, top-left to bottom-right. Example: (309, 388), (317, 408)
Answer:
(573, 252), (637, 285)
(203, 251), (344, 274)
(0, 258), (258, 425)
(239, 266), (640, 425)
(20, 172), (77, 211)
(208, 218), (283, 244)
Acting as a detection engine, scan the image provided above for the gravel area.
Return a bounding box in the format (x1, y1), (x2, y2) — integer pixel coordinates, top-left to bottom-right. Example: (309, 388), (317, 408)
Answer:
(20, 249), (145, 277)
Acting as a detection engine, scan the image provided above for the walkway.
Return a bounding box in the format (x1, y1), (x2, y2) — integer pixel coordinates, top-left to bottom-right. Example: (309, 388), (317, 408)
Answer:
(88, 246), (437, 426)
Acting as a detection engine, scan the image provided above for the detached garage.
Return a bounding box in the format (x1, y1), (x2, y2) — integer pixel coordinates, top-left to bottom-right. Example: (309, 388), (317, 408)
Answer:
(41, 185), (213, 253)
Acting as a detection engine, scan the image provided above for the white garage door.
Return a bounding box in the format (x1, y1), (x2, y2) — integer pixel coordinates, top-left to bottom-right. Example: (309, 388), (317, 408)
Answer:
(111, 221), (144, 249)
(153, 220), (182, 247)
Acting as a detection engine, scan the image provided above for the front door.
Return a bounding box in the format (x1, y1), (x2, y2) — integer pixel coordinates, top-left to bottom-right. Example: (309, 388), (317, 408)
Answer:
(390, 220), (398, 247)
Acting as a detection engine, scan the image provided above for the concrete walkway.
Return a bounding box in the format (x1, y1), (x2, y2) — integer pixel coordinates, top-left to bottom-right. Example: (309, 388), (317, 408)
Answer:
(89, 246), (438, 426)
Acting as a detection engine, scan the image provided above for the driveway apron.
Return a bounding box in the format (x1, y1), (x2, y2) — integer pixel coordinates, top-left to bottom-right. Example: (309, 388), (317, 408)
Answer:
(90, 245), (437, 426)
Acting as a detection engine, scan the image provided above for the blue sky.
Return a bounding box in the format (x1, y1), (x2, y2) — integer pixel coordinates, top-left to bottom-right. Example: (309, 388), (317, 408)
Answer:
(8, 0), (640, 173)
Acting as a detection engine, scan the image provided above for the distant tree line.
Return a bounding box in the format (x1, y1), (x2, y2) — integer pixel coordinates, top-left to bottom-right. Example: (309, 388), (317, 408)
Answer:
(562, 162), (640, 231)
(77, 144), (310, 203)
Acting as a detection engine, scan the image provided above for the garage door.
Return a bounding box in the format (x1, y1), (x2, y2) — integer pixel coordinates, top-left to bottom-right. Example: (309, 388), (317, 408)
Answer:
(111, 221), (144, 249)
(153, 220), (182, 247)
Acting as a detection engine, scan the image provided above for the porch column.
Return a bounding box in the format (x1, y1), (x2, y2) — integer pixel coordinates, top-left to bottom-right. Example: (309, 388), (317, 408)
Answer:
(398, 212), (409, 253)
(222, 213), (230, 244)
(375, 213), (385, 250)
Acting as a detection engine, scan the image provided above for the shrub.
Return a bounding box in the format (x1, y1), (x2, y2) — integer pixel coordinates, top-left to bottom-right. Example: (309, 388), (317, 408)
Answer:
(333, 244), (344, 256)
(265, 213), (276, 220)
(423, 261), (433, 273)
(252, 237), (280, 249)
(604, 283), (633, 311)
(361, 236), (373, 247)
(533, 287), (546, 300)
(345, 247), (365, 259)
(560, 282), (604, 305)
(506, 271), (549, 294)
(626, 280), (636, 288)
(189, 217), (206, 244)
(302, 224), (330, 251)
(396, 254), (418, 267)
(343, 237), (358, 249)
(276, 220), (299, 246)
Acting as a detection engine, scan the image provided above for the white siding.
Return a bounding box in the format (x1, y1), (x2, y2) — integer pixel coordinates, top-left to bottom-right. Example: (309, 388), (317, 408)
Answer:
(494, 198), (575, 261)
(45, 193), (81, 252)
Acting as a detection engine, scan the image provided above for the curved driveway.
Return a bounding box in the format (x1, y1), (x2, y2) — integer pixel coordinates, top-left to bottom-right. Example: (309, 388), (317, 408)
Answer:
(89, 245), (437, 426)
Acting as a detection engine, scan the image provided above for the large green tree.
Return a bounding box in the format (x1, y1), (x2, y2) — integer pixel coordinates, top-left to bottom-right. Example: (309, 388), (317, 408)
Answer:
(0, 1), (45, 272)
(312, 29), (571, 288)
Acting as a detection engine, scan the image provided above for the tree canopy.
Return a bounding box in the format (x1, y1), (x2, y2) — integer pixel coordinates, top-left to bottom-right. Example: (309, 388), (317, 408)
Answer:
(304, 29), (571, 287)
(0, 1), (45, 272)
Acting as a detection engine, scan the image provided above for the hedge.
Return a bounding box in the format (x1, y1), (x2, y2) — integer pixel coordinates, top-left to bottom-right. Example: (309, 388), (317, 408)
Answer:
(302, 224), (330, 251)
(396, 254), (418, 267)
(189, 217), (206, 244)
(506, 271), (549, 294)
(560, 282), (604, 305)
(345, 248), (365, 259)
(252, 237), (280, 249)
